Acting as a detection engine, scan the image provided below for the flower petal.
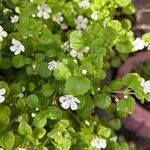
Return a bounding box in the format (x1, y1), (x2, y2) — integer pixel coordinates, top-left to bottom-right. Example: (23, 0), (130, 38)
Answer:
(0, 96), (5, 103)
(0, 88), (6, 95)
(70, 100), (78, 110)
(61, 100), (70, 109)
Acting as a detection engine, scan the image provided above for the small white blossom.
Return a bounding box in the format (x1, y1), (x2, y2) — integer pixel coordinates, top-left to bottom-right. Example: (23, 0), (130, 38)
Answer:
(82, 46), (90, 53)
(10, 39), (25, 55)
(0, 26), (7, 42)
(58, 132), (61, 136)
(22, 87), (26, 92)
(85, 120), (90, 126)
(97, 87), (101, 91)
(36, 108), (39, 111)
(141, 78), (150, 94)
(0, 88), (6, 103)
(110, 136), (117, 142)
(53, 12), (64, 24)
(78, 51), (83, 59)
(70, 50), (83, 59)
(70, 50), (78, 58)
(0, 148), (4, 150)
(79, 0), (90, 9)
(60, 23), (68, 30)
(31, 112), (36, 118)
(17, 93), (24, 98)
(32, 14), (36, 18)
(82, 69), (87, 75)
(133, 37), (148, 51)
(61, 41), (70, 52)
(59, 95), (80, 110)
(91, 11), (99, 21)
(37, 4), (51, 19)
(11, 15), (19, 23)
(91, 138), (107, 149)
(30, 0), (34, 2)
(18, 116), (23, 123)
(75, 15), (88, 30)
(48, 60), (57, 71)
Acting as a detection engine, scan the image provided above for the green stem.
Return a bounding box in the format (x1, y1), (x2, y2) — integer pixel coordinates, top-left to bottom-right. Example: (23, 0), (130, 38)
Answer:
(67, 110), (83, 127)
(110, 90), (135, 95)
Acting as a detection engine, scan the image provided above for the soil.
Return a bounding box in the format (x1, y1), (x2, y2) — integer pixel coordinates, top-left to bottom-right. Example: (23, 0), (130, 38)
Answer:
(117, 1), (150, 149)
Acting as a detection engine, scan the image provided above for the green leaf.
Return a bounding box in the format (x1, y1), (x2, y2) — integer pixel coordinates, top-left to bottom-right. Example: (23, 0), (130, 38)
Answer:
(26, 94), (39, 108)
(117, 97), (135, 116)
(108, 20), (122, 32)
(0, 81), (10, 97)
(115, 0), (131, 7)
(33, 115), (47, 128)
(34, 128), (46, 139)
(12, 55), (25, 68)
(0, 106), (11, 116)
(70, 31), (85, 50)
(142, 32), (150, 44)
(38, 28), (54, 44)
(42, 83), (54, 97)
(98, 125), (111, 138)
(0, 57), (12, 69)
(46, 106), (63, 120)
(95, 94), (111, 109)
(37, 62), (51, 78)
(18, 122), (32, 135)
(65, 76), (91, 96)
(102, 27), (117, 45)
(54, 62), (71, 81)
(109, 119), (121, 130)
(0, 132), (14, 150)
(0, 113), (9, 127)
(11, 0), (19, 4)
(35, 53), (45, 63)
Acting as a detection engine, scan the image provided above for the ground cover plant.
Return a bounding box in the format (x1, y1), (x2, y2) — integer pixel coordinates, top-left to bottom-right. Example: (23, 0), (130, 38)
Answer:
(1, 0), (150, 149)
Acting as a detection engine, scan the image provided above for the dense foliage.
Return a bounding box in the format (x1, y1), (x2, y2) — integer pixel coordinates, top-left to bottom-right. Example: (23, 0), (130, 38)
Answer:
(0, 0), (150, 150)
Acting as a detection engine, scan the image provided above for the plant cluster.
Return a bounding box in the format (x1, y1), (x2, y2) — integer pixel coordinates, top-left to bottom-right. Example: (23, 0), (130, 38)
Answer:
(0, 0), (150, 150)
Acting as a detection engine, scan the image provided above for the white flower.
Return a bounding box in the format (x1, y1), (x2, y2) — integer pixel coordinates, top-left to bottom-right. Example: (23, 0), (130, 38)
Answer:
(48, 60), (57, 71)
(79, 0), (90, 9)
(82, 46), (90, 53)
(59, 95), (80, 110)
(0, 148), (4, 150)
(133, 37), (148, 51)
(141, 78), (150, 94)
(85, 120), (90, 126)
(10, 39), (25, 55)
(0, 25), (7, 42)
(75, 15), (88, 30)
(61, 41), (70, 52)
(91, 11), (99, 21)
(82, 69), (87, 75)
(70, 50), (83, 59)
(18, 116), (23, 123)
(0, 88), (6, 103)
(70, 50), (78, 58)
(36, 108), (39, 111)
(31, 112), (36, 118)
(60, 23), (68, 30)
(91, 138), (107, 149)
(53, 12), (64, 24)
(37, 4), (51, 19)
(11, 15), (19, 23)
